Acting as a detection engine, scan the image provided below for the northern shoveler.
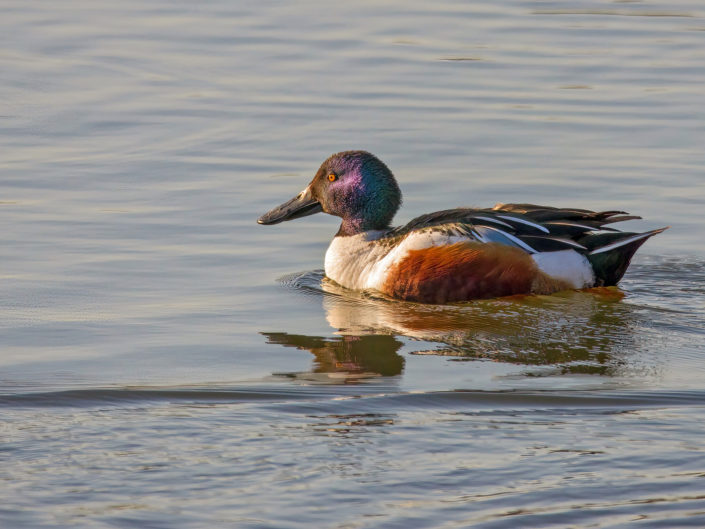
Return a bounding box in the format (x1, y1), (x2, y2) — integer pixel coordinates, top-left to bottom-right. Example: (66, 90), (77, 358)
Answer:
(258, 150), (667, 304)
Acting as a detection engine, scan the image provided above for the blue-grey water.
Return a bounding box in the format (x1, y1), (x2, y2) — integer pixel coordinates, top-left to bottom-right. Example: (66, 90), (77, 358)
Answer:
(2, 1), (705, 527)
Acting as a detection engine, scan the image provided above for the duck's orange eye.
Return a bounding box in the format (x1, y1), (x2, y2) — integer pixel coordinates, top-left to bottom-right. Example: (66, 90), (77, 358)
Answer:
(328, 173), (337, 182)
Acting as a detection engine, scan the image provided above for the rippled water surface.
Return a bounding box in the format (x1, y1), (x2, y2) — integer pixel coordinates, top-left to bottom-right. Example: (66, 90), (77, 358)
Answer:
(2, 1), (705, 527)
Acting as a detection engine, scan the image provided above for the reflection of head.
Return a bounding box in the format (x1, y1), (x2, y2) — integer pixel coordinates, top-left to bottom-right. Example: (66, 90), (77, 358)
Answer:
(262, 332), (405, 378)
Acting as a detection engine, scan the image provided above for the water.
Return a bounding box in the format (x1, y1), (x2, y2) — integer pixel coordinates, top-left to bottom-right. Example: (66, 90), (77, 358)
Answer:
(2, 0), (705, 527)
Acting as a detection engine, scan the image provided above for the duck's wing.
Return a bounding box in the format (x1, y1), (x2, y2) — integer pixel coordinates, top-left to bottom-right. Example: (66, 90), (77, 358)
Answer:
(491, 203), (641, 227)
(383, 204), (652, 255)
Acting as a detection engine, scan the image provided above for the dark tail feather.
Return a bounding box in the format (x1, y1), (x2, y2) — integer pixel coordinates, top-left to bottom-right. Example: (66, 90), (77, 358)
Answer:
(582, 227), (669, 286)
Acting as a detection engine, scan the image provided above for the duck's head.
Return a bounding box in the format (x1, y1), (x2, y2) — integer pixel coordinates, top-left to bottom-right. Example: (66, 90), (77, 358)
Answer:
(257, 151), (402, 235)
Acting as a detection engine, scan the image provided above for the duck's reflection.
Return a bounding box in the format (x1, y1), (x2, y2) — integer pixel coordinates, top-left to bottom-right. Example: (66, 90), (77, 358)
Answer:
(264, 271), (644, 381)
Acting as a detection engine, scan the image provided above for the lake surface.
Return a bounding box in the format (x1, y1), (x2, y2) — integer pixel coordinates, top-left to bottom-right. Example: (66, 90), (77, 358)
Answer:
(2, 1), (705, 527)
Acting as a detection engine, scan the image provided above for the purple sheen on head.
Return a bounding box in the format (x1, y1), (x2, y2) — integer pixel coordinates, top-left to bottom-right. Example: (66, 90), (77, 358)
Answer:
(311, 151), (402, 235)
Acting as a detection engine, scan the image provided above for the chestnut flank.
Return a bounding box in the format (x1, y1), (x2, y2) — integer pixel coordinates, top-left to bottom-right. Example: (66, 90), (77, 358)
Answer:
(381, 242), (571, 303)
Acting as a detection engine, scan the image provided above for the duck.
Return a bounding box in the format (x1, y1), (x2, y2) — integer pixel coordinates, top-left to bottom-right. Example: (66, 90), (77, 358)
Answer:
(257, 150), (667, 304)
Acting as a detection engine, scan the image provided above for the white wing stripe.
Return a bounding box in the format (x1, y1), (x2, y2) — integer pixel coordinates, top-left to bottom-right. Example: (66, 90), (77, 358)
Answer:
(470, 216), (515, 229)
(589, 232), (653, 255)
(496, 215), (550, 233)
(546, 237), (588, 250)
(545, 221), (596, 231)
(475, 225), (538, 254)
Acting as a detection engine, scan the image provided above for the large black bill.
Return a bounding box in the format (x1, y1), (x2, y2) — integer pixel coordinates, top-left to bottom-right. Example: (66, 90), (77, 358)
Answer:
(257, 189), (323, 225)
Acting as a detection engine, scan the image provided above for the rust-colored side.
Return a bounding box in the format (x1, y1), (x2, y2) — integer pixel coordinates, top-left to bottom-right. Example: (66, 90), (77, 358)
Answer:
(381, 242), (572, 303)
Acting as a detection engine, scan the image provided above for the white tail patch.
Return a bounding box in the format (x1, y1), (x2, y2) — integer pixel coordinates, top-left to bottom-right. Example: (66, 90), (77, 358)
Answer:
(532, 250), (595, 289)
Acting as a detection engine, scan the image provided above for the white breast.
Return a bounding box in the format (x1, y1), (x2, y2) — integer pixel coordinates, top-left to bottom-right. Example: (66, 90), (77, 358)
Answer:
(324, 232), (389, 291)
